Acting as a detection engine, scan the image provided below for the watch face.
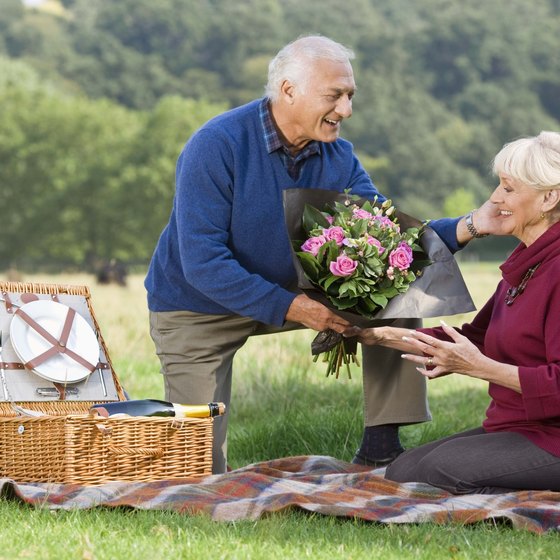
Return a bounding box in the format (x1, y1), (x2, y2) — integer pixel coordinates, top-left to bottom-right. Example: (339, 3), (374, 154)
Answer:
(466, 212), (486, 238)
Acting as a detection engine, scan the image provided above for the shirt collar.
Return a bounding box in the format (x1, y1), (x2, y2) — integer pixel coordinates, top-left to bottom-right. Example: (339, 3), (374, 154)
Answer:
(259, 98), (320, 158)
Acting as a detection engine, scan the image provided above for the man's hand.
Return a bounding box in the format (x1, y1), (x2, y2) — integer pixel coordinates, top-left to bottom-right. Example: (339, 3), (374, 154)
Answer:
(285, 294), (351, 333)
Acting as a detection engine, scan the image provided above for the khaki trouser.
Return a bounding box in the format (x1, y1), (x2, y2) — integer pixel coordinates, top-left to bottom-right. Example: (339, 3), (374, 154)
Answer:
(149, 310), (429, 474)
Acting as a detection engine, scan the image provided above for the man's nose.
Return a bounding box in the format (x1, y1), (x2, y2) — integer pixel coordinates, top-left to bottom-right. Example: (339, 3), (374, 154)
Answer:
(336, 96), (352, 118)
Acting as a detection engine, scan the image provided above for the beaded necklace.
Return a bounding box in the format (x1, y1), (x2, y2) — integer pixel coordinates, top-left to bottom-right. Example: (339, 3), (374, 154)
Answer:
(504, 262), (541, 306)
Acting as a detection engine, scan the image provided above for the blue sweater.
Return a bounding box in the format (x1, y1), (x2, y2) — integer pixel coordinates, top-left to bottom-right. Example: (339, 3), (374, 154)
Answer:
(145, 99), (460, 326)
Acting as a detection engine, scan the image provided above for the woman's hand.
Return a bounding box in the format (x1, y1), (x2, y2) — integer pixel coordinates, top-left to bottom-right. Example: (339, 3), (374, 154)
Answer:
(343, 325), (423, 352)
(400, 321), (486, 379)
(474, 199), (508, 237)
(456, 199), (510, 244)
(343, 325), (384, 345)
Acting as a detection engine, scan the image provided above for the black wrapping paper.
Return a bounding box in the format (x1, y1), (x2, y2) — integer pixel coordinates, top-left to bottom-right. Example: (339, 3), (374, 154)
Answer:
(283, 188), (476, 327)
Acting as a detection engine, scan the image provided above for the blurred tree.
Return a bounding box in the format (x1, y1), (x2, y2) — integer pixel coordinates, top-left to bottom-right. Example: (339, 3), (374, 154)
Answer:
(114, 95), (226, 260)
(0, 85), (140, 267)
(0, 0), (24, 40)
(0, 67), (226, 268)
(443, 188), (478, 218)
(94, 0), (213, 76)
(1, 0), (559, 267)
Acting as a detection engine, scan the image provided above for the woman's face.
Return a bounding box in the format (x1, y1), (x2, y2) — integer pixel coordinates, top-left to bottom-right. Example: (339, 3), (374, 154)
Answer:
(490, 173), (548, 245)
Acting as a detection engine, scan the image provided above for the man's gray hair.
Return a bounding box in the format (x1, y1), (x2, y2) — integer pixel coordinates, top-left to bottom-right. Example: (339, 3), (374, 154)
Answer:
(265, 35), (355, 102)
(492, 131), (560, 190)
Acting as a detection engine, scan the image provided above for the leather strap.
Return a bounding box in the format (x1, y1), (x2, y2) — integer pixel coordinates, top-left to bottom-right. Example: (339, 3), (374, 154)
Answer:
(0, 361), (110, 370)
(59, 306), (76, 347)
(53, 382), (67, 400)
(2, 291), (15, 314)
(14, 307), (97, 373)
(2, 292), (60, 314)
(0, 362), (25, 370)
(20, 293), (38, 304)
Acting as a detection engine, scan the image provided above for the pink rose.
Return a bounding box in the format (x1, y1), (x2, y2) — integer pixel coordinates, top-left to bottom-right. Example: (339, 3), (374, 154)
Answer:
(374, 215), (398, 230)
(366, 236), (385, 254)
(322, 226), (346, 246)
(389, 242), (413, 271)
(353, 208), (374, 220)
(329, 254), (358, 277)
(301, 235), (327, 256)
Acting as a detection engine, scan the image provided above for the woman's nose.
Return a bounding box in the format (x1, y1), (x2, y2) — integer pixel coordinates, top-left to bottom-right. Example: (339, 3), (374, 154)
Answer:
(489, 185), (502, 203)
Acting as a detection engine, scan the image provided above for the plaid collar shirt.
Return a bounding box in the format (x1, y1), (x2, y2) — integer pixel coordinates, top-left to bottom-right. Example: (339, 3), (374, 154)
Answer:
(259, 98), (320, 180)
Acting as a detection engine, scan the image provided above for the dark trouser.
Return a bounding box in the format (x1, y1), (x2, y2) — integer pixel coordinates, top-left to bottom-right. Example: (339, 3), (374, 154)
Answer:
(149, 310), (428, 474)
(385, 427), (560, 494)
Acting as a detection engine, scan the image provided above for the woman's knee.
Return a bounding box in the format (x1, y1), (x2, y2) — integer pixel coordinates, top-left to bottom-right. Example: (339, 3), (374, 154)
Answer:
(386, 443), (475, 493)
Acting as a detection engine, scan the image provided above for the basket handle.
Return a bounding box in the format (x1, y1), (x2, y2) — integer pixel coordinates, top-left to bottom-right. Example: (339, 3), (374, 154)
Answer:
(93, 420), (182, 458)
(107, 445), (164, 458)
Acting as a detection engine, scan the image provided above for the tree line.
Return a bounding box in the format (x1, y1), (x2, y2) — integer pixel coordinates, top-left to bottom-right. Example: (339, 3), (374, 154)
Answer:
(1, 0), (559, 269)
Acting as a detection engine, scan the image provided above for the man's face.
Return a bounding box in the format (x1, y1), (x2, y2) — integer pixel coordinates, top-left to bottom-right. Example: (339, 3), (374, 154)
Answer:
(287, 58), (356, 148)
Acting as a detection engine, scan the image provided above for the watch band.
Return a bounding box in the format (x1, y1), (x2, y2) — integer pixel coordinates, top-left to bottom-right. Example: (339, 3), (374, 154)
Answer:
(465, 210), (488, 238)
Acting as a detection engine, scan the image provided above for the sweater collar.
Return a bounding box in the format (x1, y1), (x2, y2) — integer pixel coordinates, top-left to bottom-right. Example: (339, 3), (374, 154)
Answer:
(500, 221), (560, 285)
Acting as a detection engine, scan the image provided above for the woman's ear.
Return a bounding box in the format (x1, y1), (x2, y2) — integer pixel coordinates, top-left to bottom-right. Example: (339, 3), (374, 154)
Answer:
(542, 189), (560, 212)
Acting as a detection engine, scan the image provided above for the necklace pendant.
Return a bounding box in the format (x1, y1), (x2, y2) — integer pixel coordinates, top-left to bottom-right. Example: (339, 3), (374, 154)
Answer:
(504, 262), (541, 306)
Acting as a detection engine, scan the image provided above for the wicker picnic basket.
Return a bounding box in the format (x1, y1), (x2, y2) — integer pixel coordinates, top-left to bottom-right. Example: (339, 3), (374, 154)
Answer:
(0, 281), (213, 484)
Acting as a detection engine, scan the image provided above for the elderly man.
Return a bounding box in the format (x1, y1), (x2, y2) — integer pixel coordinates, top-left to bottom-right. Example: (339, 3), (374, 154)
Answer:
(145, 35), (494, 473)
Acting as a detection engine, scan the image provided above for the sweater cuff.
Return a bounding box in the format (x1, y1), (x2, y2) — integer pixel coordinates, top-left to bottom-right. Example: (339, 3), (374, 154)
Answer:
(519, 366), (554, 420)
(264, 288), (299, 327)
(428, 217), (462, 254)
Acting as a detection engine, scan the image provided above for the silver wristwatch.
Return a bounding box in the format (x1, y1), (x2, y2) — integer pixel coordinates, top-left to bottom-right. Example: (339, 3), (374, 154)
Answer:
(465, 210), (488, 238)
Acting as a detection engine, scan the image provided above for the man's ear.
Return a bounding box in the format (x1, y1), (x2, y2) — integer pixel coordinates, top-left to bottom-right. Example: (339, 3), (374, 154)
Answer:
(280, 80), (296, 104)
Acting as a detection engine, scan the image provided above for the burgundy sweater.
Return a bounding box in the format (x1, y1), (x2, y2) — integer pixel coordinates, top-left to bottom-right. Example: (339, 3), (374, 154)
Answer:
(421, 221), (560, 457)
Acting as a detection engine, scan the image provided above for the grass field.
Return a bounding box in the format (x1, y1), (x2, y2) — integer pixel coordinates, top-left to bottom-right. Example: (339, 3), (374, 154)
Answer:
(0, 263), (558, 559)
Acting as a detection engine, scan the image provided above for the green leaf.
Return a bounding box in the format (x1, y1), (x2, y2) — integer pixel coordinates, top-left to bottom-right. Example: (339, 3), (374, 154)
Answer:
(381, 286), (400, 298)
(302, 204), (330, 233)
(295, 252), (322, 281)
(323, 274), (340, 291)
(339, 280), (358, 297)
(351, 220), (368, 238)
(326, 240), (340, 263)
(360, 298), (379, 312)
(370, 294), (389, 308)
(331, 297), (359, 310)
(405, 271), (417, 282)
(361, 200), (375, 213)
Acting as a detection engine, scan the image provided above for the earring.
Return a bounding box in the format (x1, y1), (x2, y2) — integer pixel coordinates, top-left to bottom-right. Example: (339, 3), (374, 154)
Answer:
(541, 211), (546, 220)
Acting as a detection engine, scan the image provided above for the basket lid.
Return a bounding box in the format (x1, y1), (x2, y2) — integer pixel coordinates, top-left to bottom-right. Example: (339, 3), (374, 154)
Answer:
(0, 281), (125, 409)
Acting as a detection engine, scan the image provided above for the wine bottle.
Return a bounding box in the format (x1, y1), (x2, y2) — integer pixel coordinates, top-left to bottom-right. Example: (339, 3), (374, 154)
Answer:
(89, 399), (225, 419)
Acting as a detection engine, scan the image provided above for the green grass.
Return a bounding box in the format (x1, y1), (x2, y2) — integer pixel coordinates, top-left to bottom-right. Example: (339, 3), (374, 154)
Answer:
(0, 264), (558, 558)
(0, 503), (559, 560)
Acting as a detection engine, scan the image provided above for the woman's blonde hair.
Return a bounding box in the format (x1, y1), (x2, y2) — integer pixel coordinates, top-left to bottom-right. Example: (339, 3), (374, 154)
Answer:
(492, 131), (560, 190)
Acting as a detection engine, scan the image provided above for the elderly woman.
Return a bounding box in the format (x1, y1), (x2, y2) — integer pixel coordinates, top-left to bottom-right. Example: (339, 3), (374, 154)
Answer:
(347, 131), (560, 494)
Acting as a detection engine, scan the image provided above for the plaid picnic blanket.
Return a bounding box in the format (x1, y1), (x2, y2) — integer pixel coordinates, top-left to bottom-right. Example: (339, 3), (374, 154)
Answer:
(2, 455), (559, 533)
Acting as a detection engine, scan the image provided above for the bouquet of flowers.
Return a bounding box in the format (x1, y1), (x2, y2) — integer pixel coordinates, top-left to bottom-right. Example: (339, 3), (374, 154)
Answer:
(293, 191), (428, 378)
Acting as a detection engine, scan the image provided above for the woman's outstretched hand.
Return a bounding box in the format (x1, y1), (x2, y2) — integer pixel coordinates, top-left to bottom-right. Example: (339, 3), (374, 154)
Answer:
(400, 321), (484, 379)
(343, 325), (384, 345)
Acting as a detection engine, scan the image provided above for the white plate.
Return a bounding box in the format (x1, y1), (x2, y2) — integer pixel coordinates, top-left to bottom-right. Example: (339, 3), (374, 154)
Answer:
(10, 300), (99, 384)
